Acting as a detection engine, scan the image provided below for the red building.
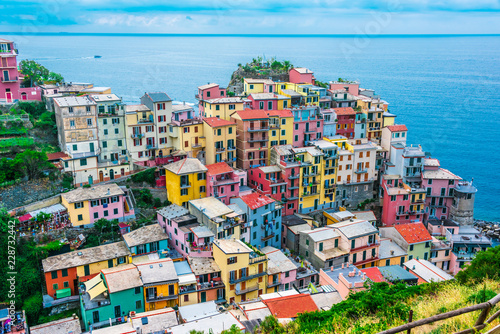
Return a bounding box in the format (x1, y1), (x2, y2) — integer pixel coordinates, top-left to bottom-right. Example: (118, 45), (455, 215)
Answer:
(334, 107), (356, 139)
(196, 83), (226, 114)
(206, 161), (241, 205)
(247, 93), (278, 110)
(289, 68), (315, 84)
(381, 175), (426, 226)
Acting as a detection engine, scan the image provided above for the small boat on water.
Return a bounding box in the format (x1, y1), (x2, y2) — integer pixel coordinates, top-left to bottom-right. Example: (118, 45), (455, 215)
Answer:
(94, 55), (102, 58)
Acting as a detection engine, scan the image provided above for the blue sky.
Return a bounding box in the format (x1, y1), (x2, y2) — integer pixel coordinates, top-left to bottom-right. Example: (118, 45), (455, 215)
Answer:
(1, 0), (499, 34)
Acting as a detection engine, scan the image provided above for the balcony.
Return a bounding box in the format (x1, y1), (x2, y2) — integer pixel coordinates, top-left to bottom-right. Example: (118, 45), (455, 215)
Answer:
(248, 137), (268, 143)
(288, 196), (299, 200)
(213, 176), (238, 186)
(227, 146), (236, 151)
(249, 255), (267, 265)
(302, 191), (319, 197)
(138, 117), (154, 124)
(235, 284), (259, 295)
(261, 233), (275, 241)
(289, 185), (299, 190)
(270, 179), (287, 186)
(354, 168), (368, 174)
(216, 147), (225, 153)
(1, 76), (17, 83)
(146, 144), (158, 150)
(146, 293), (177, 302)
(324, 154), (337, 160)
(179, 285), (197, 295)
(267, 280), (280, 288)
(351, 241), (379, 253)
(229, 271), (266, 284)
(248, 127), (269, 132)
(131, 133), (144, 139)
(197, 280), (225, 291)
(180, 182), (191, 189)
(288, 174), (299, 179)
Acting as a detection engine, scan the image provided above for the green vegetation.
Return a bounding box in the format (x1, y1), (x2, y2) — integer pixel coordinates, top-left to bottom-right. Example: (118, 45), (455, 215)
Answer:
(0, 149), (54, 184)
(132, 188), (169, 209)
(19, 60), (64, 87)
(85, 218), (121, 248)
(130, 168), (156, 187)
(455, 245), (500, 284)
(0, 137), (34, 149)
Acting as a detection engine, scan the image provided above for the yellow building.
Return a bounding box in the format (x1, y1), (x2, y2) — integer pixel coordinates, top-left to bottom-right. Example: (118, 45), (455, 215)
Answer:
(74, 242), (131, 279)
(267, 110), (294, 158)
(125, 104), (164, 163)
(243, 78), (275, 95)
(201, 97), (244, 120)
(202, 117), (237, 167)
(168, 119), (205, 159)
(164, 158), (207, 208)
(276, 82), (319, 106)
(355, 95), (388, 140)
(294, 147), (327, 213)
(378, 239), (408, 267)
(213, 239), (268, 304)
(136, 258), (179, 310)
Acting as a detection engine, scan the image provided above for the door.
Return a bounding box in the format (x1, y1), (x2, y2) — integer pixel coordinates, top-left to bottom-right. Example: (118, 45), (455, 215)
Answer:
(314, 199), (318, 211)
(88, 175), (93, 185)
(5, 92), (12, 103)
(21, 93), (27, 100)
(114, 305), (121, 318)
(3, 70), (9, 81)
(84, 265), (90, 276)
(120, 168), (125, 176)
(92, 311), (99, 323)
(99, 171), (104, 182)
(89, 142), (95, 152)
(200, 291), (206, 303)
(110, 169), (114, 180)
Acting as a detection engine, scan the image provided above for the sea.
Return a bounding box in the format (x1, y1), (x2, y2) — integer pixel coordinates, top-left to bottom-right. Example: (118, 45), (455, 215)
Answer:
(6, 34), (500, 221)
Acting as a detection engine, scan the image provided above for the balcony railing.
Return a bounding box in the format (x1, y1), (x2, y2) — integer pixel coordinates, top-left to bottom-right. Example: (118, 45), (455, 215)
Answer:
(235, 284), (259, 295)
(248, 137), (268, 142)
(179, 285), (197, 295)
(289, 185), (299, 190)
(197, 280), (225, 291)
(1, 76), (17, 83)
(249, 256), (267, 265)
(267, 280), (280, 288)
(354, 168), (368, 174)
(261, 233), (275, 241)
(131, 133), (144, 139)
(146, 144), (158, 150)
(229, 271), (266, 284)
(288, 174), (299, 179)
(180, 182), (191, 189)
(248, 127), (269, 132)
(216, 147), (225, 152)
(146, 293), (177, 302)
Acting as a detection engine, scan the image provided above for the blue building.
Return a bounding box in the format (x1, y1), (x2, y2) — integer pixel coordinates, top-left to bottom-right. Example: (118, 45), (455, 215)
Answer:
(230, 193), (281, 249)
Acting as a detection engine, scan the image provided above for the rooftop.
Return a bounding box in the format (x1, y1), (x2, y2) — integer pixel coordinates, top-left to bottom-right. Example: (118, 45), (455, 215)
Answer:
(263, 294), (318, 319)
(310, 139), (338, 150)
(172, 104), (194, 112)
(189, 197), (233, 219)
(206, 97), (242, 104)
(321, 265), (366, 286)
(166, 312), (245, 334)
(280, 89), (302, 97)
(198, 83), (220, 90)
(203, 117), (235, 128)
(353, 211), (377, 222)
(125, 104), (150, 113)
(61, 183), (124, 203)
(300, 227), (339, 242)
(144, 92), (172, 102)
(361, 267), (387, 283)
(123, 224), (168, 248)
(262, 247), (298, 274)
(282, 214), (309, 227)
(157, 204), (189, 220)
(424, 158), (441, 167)
(174, 260), (194, 276)
(244, 78), (275, 84)
(42, 241), (130, 272)
(206, 161), (234, 176)
(135, 258), (178, 284)
(266, 109), (294, 118)
(422, 168), (461, 180)
(404, 259), (453, 282)
(178, 301), (219, 322)
(310, 290), (342, 311)
(238, 192), (275, 210)
(378, 239), (408, 259)
(292, 146), (323, 157)
(333, 107), (356, 116)
(214, 239), (253, 254)
(259, 165), (282, 173)
(165, 158), (207, 175)
(30, 317), (81, 334)
(386, 124), (408, 132)
(332, 220), (378, 239)
(53, 95), (96, 107)
(394, 223), (432, 244)
(379, 265), (419, 282)
(130, 308), (178, 333)
(188, 256), (221, 276)
(234, 108), (269, 120)
(90, 94), (121, 102)
(250, 93), (277, 100)
(292, 67), (313, 74)
(102, 264), (142, 293)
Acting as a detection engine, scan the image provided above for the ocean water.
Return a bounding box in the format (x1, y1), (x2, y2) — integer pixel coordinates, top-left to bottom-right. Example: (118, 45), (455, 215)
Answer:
(7, 34), (500, 221)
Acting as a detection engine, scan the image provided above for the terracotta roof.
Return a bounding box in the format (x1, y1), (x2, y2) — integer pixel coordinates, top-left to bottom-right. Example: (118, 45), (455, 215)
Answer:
(165, 158), (207, 175)
(394, 223), (432, 244)
(206, 162), (234, 176)
(263, 294), (318, 318)
(361, 267), (388, 283)
(46, 152), (70, 161)
(266, 109), (293, 118)
(239, 193), (275, 210)
(386, 125), (408, 132)
(333, 107), (356, 116)
(203, 117), (235, 128)
(234, 108), (269, 120)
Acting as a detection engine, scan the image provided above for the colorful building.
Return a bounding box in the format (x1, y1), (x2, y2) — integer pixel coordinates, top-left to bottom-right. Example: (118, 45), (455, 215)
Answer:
(136, 258), (179, 310)
(231, 109), (270, 170)
(0, 38), (41, 104)
(139, 92), (173, 159)
(243, 78), (275, 95)
(80, 264), (144, 330)
(262, 247), (298, 292)
(289, 67), (315, 84)
(164, 158), (207, 208)
(61, 183), (135, 226)
(380, 223), (432, 261)
(188, 257), (225, 304)
(298, 227), (348, 270)
(174, 261), (198, 306)
(230, 192), (281, 249)
(206, 162), (241, 205)
(42, 241), (131, 299)
(200, 97), (244, 120)
(290, 106), (323, 147)
(212, 239), (268, 304)
(378, 239), (407, 267)
(319, 265), (366, 300)
(202, 117), (237, 167)
(247, 93), (278, 110)
(124, 104), (157, 163)
(266, 109), (294, 158)
(196, 83), (227, 114)
(122, 224), (170, 258)
(334, 107), (356, 139)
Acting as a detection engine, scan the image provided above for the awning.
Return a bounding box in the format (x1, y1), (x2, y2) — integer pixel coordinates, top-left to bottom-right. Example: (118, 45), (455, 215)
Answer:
(29, 203), (66, 217)
(84, 274), (103, 291)
(55, 288), (71, 299)
(88, 281), (107, 300)
(18, 214), (32, 222)
(178, 273), (197, 286)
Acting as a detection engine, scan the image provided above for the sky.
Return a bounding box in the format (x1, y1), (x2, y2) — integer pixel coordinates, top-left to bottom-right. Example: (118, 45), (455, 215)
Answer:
(0, 0), (499, 35)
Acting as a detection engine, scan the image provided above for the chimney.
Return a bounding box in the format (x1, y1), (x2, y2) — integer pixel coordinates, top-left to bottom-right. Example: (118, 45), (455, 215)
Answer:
(107, 188), (110, 195)
(330, 266), (333, 272)
(341, 263), (344, 269)
(346, 263), (349, 268)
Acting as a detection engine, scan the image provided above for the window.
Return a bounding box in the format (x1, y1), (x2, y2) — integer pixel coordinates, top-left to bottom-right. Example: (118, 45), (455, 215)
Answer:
(181, 189), (188, 196)
(200, 186), (206, 193)
(351, 240), (355, 249)
(70, 120), (75, 127)
(306, 239), (309, 246)
(102, 141), (107, 148)
(409, 245), (414, 251)
(74, 202), (84, 209)
(118, 139), (123, 147)
(113, 208), (118, 215)
(93, 212), (99, 219)
(87, 118), (92, 126)
(78, 214), (83, 221)
(51, 271), (58, 279)
(425, 241), (430, 248)
(135, 287), (141, 294)
(136, 300), (142, 309)
(104, 210), (108, 217)
(318, 242), (323, 251)
(63, 281), (69, 288)
(53, 283), (58, 290)
(80, 158), (87, 166)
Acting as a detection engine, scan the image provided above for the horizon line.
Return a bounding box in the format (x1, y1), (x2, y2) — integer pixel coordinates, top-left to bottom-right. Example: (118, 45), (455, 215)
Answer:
(1, 32), (500, 38)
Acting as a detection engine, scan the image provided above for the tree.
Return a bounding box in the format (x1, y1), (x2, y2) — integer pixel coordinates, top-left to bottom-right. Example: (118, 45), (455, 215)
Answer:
(0, 157), (24, 183)
(258, 315), (285, 334)
(456, 245), (500, 284)
(19, 60), (64, 87)
(221, 324), (243, 334)
(189, 330), (205, 334)
(13, 150), (51, 180)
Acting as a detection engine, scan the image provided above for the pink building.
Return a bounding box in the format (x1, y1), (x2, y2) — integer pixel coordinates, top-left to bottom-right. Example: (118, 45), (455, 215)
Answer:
(196, 83), (226, 114)
(334, 107), (356, 139)
(421, 158), (461, 221)
(157, 204), (189, 230)
(381, 175), (426, 226)
(289, 68), (315, 84)
(247, 164), (291, 212)
(329, 81), (360, 96)
(1, 38), (41, 104)
(247, 93), (278, 110)
(206, 162), (241, 205)
(290, 107), (324, 147)
(262, 246), (299, 292)
(171, 103), (196, 123)
(319, 265), (367, 300)
(161, 210), (214, 259)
